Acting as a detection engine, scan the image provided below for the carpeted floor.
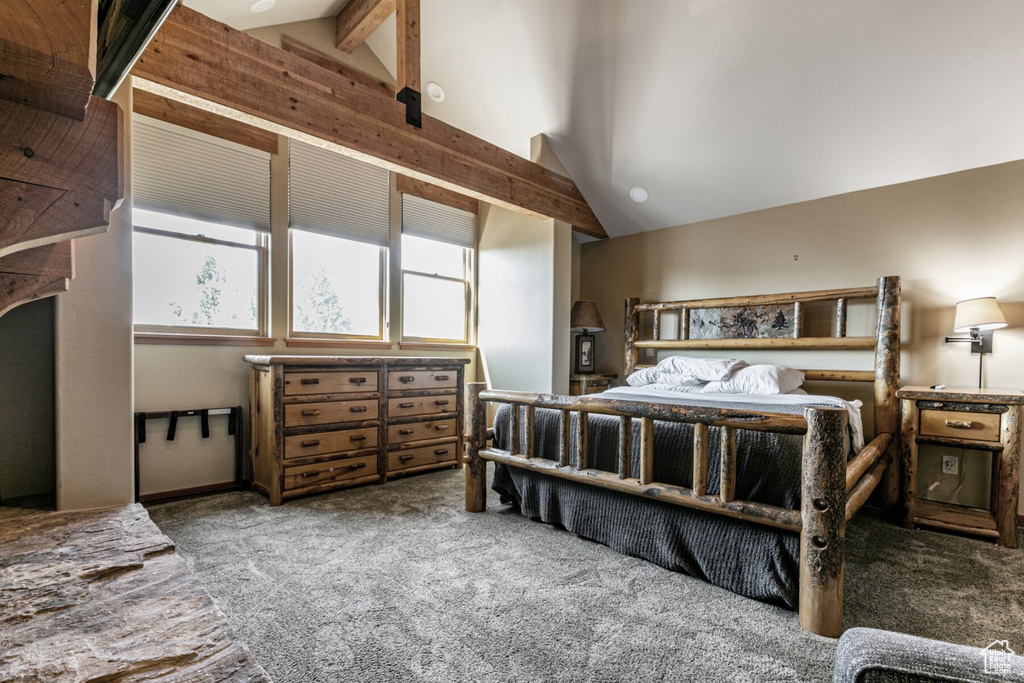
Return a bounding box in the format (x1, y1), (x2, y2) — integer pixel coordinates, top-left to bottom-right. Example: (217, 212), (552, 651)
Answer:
(147, 466), (1024, 683)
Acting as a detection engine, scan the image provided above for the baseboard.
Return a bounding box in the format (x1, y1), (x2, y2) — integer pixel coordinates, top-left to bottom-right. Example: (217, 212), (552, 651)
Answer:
(140, 480), (249, 505)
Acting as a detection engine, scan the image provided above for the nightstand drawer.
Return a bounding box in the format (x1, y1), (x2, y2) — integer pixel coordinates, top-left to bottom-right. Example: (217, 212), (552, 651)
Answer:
(284, 399), (378, 427)
(388, 370), (457, 391)
(284, 371), (378, 396)
(388, 441), (458, 472)
(284, 427), (378, 458)
(389, 393), (456, 418)
(284, 455), (377, 491)
(920, 409), (1000, 442)
(388, 418), (457, 444)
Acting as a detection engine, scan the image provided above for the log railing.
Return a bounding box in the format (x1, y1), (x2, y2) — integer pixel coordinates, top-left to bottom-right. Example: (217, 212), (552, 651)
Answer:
(464, 383), (894, 637)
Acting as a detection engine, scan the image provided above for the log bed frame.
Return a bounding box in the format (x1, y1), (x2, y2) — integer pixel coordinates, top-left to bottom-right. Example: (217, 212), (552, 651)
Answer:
(464, 276), (901, 638)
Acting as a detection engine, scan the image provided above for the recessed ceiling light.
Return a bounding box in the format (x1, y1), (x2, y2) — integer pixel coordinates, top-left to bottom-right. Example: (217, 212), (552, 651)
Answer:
(426, 81), (445, 102)
(250, 0), (275, 12)
(629, 186), (649, 203)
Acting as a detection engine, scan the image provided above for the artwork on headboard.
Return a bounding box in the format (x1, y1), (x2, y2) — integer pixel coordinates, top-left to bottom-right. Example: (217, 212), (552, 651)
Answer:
(689, 304), (795, 340)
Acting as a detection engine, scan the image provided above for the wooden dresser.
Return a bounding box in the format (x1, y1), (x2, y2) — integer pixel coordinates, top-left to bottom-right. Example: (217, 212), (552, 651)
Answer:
(245, 356), (470, 505)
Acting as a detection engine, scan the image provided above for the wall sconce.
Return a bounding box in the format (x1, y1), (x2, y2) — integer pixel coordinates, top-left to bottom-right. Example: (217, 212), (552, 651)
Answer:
(570, 300), (605, 375)
(944, 297), (1007, 389)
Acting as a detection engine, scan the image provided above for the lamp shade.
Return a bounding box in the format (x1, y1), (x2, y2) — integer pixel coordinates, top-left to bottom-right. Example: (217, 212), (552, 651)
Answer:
(953, 297), (1007, 333)
(570, 300), (605, 332)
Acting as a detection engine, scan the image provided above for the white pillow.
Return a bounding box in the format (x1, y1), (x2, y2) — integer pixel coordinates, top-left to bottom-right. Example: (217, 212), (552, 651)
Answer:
(655, 356), (748, 383)
(626, 366), (705, 387)
(702, 364), (805, 395)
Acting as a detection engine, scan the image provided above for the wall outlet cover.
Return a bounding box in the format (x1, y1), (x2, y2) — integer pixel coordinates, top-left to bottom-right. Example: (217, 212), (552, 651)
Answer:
(941, 454), (959, 476)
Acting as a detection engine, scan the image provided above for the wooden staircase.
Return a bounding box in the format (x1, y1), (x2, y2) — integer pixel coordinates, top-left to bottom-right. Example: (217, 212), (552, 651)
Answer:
(0, 0), (124, 318)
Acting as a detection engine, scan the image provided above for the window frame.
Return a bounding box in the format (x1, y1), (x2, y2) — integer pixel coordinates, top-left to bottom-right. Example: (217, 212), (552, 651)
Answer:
(132, 223), (270, 338)
(400, 236), (474, 345)
(286, 228), (389, 342)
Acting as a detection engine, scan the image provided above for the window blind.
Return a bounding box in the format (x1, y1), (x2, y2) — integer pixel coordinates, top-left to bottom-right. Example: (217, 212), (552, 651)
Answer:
(401, 193), (476, 248)
(289, 140), (390, 247)
(132, 114), (271, 231)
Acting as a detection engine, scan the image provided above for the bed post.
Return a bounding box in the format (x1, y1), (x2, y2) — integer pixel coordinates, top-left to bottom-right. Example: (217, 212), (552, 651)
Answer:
(465, 382), (488, 513)
(799, 405), (848, 638)
(624, 297), (640, 378)
(873, 275), (901, 508)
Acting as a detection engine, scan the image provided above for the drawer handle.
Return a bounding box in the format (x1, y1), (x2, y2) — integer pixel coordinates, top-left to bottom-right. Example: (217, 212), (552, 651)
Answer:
(435, 400), (450, 406)
(400, 454), (415, 463)
(435, 448), (449, 456)
(399, 402), (416, 408)
(399, 375), (416, 383)
(944, 419), (974, 429)
(435, 424), (450, 431)
(301, 439), (320, 447)
(350, 406), (368, 413)
(350, 435), (368, 442)
(348, 462), (367, 471)
(434, 375), (449, 381)
(301, 409), (321, 417)
(349, 377), (367, 384)
(399, 428), (415, 435)
(301, 470), (320, 478)
(300, 378), (320, 385)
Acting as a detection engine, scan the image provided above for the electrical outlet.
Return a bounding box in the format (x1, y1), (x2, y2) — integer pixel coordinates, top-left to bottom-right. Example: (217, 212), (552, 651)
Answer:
(941, 454), (959, 476)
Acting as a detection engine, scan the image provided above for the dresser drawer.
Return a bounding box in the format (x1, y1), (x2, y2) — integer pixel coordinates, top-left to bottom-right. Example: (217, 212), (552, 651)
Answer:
(388, 418), (457, 444)
(920, 410), (1001, 443)
(284, 371), (378, 396)
(284, 427), (378, 458)
(284, 455), (377, 491)
(389, 393), (456, 418)
(388, 370), (457, 391)
(285, 399), (379, 427)
(388, 442), (458, 472)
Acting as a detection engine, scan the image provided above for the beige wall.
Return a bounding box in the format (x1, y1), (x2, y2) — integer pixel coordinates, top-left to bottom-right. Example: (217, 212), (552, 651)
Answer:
(54, 83), (135, 511)
(581, 159), (1024, 510)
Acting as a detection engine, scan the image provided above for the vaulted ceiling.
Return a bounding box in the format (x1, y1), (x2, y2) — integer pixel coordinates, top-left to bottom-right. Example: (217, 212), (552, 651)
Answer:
(182, 0), (1024, 238)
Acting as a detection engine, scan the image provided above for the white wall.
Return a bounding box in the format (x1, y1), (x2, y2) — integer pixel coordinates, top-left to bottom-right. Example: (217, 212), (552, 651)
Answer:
(53, 83), (135, 511)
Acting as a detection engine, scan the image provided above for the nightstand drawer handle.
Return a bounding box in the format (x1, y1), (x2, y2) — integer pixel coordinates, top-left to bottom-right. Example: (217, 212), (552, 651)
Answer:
(301, 439), (320, 447)
(349, 377), (367, 384)
(435, 424), (450, 431)
(350, 435), (368, 442)
(435, 400), (450, 406)
(434, 375), (450, 381)
(350, 406), (368, 413)
(944, 419), (974, 429)
(348, 462), (367, 471)
(399, 402), (416, 408)
(435, 448), (449, 456)
(302, 470), (320, 478)
(300, 378), (320, 385)
(399, 375), (415, 383)
(399, 428), (415, 435)
(301, 409), (321, 417)
(400, 454), (415, 463)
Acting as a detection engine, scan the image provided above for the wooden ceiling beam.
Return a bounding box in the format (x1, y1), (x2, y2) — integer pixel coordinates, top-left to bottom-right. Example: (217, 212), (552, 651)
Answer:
(133, 88), (279, 154)
(280, 35), (394, 97)
(0, 0), (97, 120)
(397, 175), (478, 215)
(395, 0), (421, 127)
(335, 0), (396, 54)
(133, 6), (607, 238)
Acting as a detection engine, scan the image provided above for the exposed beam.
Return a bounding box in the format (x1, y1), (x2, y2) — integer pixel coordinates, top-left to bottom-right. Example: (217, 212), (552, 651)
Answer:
(397, 175), (478, 215)
(0, 242), (73, 317)
(335, 0), (395, 54)
(394, 0), (421, 127)
(133, 6), (607, 238)
(133, 88), (279, 154)
(0, 0), (97, 119)
(280, 35), (394, 98)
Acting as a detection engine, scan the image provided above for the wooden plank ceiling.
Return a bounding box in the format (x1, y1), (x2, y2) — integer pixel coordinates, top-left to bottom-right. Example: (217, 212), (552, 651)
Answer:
(132, 5), (607, 239)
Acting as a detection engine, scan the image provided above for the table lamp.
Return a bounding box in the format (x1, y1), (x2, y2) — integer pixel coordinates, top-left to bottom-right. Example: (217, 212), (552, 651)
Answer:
(570, 300), (605, 374)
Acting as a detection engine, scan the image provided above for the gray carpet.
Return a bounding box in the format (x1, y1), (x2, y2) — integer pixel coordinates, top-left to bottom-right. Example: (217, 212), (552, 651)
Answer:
(147, 466), (1024, 683)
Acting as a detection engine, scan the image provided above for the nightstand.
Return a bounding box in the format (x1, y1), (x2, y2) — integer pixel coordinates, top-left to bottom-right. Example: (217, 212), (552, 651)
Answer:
(897, 386), (1023, 548)
(569, 374), (617, 396)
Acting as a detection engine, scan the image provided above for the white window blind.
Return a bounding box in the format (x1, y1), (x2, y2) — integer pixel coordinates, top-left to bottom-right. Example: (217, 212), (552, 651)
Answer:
(289, 140), (390, 247)
(401, 194), (476, 248)
(132, 114), (271, 231)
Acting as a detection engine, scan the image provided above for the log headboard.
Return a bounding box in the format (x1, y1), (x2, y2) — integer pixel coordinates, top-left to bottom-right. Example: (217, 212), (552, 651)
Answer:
(623, 275), (902, 502)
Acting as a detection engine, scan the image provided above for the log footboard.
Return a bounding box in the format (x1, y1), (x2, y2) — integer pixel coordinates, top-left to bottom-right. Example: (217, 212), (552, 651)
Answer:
(463, 383), (895, 638)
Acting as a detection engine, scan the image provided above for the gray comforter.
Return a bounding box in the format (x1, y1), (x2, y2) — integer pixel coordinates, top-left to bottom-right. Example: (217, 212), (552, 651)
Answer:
(490, 392), (848, 609)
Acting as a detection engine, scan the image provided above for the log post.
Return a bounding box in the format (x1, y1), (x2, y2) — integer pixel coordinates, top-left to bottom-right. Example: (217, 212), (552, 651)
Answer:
(996, 406), (1021, 548)
(524, 406), (536, 458)
(793, 301), (803, 339)
(576, 412), (589, 470)
(652, 309), (661, 342)
(873, 276), (901, 508)
(799, 406), (849, 638)
(639, 417), (654, 485)
(693, 423), (708, 496)
(618, 415), (632, 479)
(719, 426), (736, 503)
(509, 404), (520, 456)
(836, 298), (847, 338)
(558, 410), (570, 467)
(899, 399), (918, 528)
(465, 382), (487, 512)
(625, 297), (640, 378)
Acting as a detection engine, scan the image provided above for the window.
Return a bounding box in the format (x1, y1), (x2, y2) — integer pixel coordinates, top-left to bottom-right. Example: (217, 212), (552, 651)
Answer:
(134, 210), (267, 334)
(131, 115), (271, 337)
(401, 234), (472, 343)
(288, 141), (390, 340)
(290, 231), (385, 338)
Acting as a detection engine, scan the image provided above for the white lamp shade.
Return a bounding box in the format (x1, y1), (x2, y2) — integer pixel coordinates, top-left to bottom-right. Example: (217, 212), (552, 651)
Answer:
(953, 297), (1007, 332)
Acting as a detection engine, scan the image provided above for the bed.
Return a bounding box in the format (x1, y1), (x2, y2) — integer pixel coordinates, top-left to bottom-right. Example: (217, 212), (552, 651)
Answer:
(464, 277), (901, 637)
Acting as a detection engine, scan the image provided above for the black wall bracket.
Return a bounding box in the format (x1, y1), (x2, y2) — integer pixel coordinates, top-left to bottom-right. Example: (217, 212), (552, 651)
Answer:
(397, 87), (422, 128)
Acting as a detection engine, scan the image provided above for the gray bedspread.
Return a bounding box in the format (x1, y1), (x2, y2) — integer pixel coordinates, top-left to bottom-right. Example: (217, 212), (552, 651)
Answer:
(490, 393), (844, 609)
